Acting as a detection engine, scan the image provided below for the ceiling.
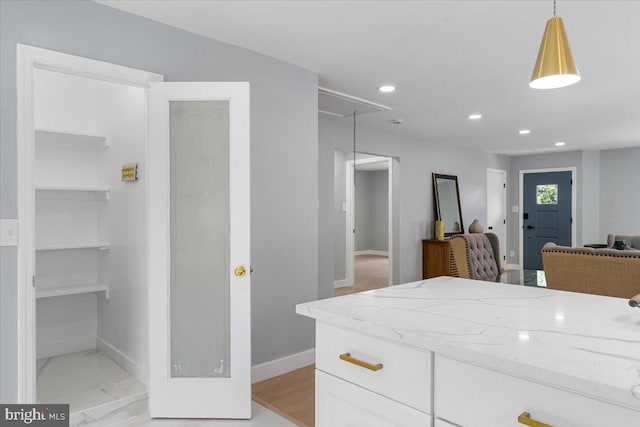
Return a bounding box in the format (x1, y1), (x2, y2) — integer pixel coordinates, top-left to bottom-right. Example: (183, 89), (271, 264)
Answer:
(99, 1), (640, 155)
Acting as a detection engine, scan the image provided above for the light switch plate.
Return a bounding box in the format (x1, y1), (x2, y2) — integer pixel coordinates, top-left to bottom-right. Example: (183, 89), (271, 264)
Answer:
(0, 219), (18, 247)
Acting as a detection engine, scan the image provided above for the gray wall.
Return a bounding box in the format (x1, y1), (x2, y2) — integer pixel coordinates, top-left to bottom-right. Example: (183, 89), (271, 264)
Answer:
(508, 146), (640, 265)
(370, 170), (389, 251)
(333, 151), (347, 282)
(599, 147), (640, 239)
(318, 115), (509, 298)
(354, 170), (389, 253)
(0, 0), (318, 402)
(508, 151), (584, 265)
(354, 171), (373, 251)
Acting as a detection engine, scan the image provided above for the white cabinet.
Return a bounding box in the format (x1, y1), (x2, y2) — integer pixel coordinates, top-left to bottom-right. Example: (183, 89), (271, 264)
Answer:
(314, 322), (638, 427)
(434, 355), (637, 427)
(316, 323), (432, 414)
(316, 370), (432, 427)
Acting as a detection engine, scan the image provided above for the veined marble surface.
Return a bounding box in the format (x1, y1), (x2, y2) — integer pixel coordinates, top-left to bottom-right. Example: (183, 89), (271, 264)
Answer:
(297, 276), (640, 411)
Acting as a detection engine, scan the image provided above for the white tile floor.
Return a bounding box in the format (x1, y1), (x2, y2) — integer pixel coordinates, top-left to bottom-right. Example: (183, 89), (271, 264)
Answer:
(129, 402), (296, 427)
(37, 350), (295, 427)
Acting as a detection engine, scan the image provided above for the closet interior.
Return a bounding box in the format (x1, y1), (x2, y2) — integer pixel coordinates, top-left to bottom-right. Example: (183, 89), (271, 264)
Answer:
(34, 68), (149, 423)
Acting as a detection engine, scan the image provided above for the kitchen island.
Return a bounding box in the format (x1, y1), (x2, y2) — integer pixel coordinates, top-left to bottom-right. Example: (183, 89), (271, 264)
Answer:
(297, 276), (640, 426)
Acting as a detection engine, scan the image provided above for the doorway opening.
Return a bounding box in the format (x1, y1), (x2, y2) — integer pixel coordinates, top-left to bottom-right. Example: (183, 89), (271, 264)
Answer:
(335, 152), (398, 296)
(16, 45), (162, 421)
(519, 168), (576, 271)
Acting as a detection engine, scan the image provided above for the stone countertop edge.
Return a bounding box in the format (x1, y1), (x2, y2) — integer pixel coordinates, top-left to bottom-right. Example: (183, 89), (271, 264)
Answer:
(296, 276), (640, 412)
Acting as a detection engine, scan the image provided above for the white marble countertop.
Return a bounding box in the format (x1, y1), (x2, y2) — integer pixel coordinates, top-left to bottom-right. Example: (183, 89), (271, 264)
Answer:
(297, 277), (640, 411)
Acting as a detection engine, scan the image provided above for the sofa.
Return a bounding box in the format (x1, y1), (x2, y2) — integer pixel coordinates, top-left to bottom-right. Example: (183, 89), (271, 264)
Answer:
(606, 234), (640, 250)
(541, 242), (640, 299)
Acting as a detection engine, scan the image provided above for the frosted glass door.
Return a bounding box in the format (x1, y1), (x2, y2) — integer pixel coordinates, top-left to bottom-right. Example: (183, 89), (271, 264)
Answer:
(149, 83), (250, 419)
(170, 101), (230, 378)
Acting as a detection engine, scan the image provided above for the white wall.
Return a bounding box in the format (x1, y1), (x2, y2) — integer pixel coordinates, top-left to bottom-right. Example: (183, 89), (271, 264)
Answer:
(96, 79), (148, 381)
(33, 70), (148, 373)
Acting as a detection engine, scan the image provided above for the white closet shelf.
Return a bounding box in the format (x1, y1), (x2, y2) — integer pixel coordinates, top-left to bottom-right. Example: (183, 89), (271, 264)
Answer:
(36, 283), (109, 299)
(35, 185), (110, 193)
(36, 242), (110, 251)
(35, 128), (108, 146)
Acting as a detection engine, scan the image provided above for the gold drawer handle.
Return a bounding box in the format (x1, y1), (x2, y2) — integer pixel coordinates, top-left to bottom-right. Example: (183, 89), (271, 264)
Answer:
(339, 353), (383, 371)
(518, 412), (553, 427)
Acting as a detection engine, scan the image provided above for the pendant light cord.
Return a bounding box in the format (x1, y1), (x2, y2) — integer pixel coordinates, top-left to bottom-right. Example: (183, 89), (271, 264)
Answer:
(553, 0), (556, 16)
(353, 109), (357, 186)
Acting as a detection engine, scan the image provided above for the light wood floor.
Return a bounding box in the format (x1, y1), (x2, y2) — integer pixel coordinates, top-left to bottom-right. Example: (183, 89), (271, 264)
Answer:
(252, 365), (315, 427)
(335, 254), (389, 297)
(252, 255), (389, 425)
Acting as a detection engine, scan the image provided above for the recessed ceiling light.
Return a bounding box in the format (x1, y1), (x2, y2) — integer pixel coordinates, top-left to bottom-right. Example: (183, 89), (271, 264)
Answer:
(468, 114), (482, 120)
(378, 85), (396, 93)
(519, 129), (531, 135)
(555, 141), (566, 147)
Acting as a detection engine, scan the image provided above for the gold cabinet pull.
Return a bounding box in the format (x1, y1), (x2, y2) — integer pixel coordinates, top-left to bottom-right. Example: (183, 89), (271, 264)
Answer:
(234, 265), (247, 277)
(339, 353), (383, 371)
(518, 412), (553, 427)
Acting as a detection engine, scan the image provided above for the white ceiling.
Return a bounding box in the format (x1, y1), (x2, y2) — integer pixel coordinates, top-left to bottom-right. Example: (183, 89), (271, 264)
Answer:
(99, 0), (640, 155)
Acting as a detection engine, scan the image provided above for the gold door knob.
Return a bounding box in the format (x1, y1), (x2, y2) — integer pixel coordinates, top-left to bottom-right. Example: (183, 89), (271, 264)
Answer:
(234, 265), (247, 277)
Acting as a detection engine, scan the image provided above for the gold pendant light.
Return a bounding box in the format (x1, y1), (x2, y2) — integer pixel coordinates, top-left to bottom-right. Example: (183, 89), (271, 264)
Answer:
(530, 0), (580, 89)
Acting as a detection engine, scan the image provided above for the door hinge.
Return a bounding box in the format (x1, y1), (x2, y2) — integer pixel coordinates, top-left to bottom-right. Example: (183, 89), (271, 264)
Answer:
(571, 179), (573, 185)
(570, 217), (573, 224)
(503, 255), (506, 260)
(32, 276), (36, 287)
(503, 219), (506, 224)
(503, 183), (506, 188)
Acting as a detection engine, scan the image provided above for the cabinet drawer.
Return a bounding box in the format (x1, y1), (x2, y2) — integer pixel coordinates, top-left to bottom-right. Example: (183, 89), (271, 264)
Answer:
(316, 370), (433, 427)
(435, 355), (639, 427)
(316, 322), (432, 414)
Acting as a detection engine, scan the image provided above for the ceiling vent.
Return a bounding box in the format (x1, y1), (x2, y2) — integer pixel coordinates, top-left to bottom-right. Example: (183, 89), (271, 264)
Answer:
(318, 87), (391, 118)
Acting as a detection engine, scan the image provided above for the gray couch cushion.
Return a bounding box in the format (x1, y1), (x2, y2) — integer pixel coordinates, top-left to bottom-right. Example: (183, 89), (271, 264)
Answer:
(606, 234), (640, 250)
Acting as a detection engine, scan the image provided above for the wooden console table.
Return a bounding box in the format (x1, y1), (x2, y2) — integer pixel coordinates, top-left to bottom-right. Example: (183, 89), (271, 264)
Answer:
(422, 239), (458, 279)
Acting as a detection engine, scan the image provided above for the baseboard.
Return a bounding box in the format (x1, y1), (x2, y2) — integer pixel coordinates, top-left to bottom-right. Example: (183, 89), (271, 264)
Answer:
(505, 263), (521, 270)
(354, 250), (389, 256)
(334, 279), (350, 288)
(97, 337), (148, 388)
(251, 348), (315, 384)
(36, 336), (96, 360)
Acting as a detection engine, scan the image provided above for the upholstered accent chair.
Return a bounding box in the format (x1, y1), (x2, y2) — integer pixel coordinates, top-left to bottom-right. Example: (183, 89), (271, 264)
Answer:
(606, 234), (640, 250)
(450, 233), (502, 282)
(542, 242), (640, 298)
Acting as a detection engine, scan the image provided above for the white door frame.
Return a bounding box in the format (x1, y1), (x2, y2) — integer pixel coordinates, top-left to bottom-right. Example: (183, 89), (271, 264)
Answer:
(486, 168), (507, 266)
(518, 167), (577, 269)
(345, 155), (397, 287)
(15, 44), (162, 403)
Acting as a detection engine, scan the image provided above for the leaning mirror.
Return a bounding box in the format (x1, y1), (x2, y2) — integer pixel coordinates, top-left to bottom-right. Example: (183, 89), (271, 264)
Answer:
(432, 173), (464, 236)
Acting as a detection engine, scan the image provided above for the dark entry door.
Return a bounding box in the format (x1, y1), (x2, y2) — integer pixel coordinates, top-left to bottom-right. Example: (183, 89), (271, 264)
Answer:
(523, 171), (572, 270)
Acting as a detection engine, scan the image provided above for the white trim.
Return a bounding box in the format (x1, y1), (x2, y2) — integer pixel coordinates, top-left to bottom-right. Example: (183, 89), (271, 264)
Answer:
(505, 264), (522, 271)
(318, 87), (390, 112)
(334, 279), (349, 288)
(16, 44), (163, 404)
(486, 168), (508, 264)
(345, 156), (396, 287)
(354, 250), (389, 256)
(518, 167), (577, 269)
(97, 337), (148, 388)
(251, 349), (315, 384)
